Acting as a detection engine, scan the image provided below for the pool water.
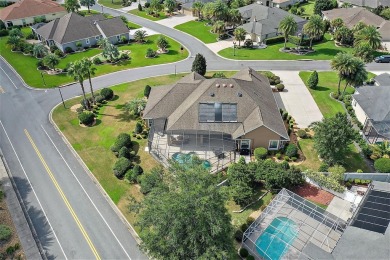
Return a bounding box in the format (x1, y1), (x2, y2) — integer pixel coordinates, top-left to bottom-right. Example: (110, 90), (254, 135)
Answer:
(256, 217), (298, 260)
(172, 152), (211, 170)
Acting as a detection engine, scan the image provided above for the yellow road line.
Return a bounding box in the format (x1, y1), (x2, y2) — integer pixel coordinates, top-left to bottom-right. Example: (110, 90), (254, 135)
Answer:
(24, 129), (101, 260)
(0, 86), (4, 93)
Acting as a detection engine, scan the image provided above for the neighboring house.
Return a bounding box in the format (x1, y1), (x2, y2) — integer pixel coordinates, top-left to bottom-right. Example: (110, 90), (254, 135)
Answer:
(272, 0), (303, 8)
(352, 73), (390, 144)
(322, 7), (390, 50)
(337, 0), (390, 8)
(238, 3), (307, 43)
(177, 0), (214, 15)
(143, 68), (289, 171)
(0, 0), (66, 29)
(34, 13), (130, 52)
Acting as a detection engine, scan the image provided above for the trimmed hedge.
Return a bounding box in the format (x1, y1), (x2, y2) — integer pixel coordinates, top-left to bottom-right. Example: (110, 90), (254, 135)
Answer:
(100, 88), (114, 100)
(276, 83), (285, 91)
(113, 157), (132, 178)
(78, 111), (94, 126)
(265, 36), (284, 44)
(374, 158), (390, 173)
(254, 147), (268, 160)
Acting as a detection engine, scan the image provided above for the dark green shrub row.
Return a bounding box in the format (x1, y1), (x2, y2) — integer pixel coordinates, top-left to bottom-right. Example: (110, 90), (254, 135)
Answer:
(265, 36), (284, 44)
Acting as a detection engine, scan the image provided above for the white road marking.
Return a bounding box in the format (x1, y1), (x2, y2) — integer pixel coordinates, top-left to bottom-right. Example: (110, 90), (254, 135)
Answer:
(0, 66), (18, 89)
(0, 120), (68, 260)
(41, 125), (132, 260)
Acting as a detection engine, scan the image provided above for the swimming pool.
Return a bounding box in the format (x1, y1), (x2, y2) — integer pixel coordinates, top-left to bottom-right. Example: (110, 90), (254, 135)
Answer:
(172, 152), (211, 170)
(255, 217), (298, 260)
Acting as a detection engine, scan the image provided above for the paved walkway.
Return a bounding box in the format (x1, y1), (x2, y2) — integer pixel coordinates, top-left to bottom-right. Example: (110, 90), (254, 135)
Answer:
(273, 71), (323, 128)
(206, 38), (234, 53)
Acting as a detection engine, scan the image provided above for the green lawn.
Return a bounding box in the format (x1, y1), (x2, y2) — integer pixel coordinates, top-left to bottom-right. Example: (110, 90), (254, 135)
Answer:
(298, 138), (371, 172)
(300, 0), (315, 17)
(127, 21), (141, 30)
(99, 0), (124, 9)
(219, 34), (354, 60)
(174, 20), (218, 44)
(299, 71), (376, 118)
(226, 189), (273, 228)
(0, 34), (188, 88)
(128, 9), (168, 21)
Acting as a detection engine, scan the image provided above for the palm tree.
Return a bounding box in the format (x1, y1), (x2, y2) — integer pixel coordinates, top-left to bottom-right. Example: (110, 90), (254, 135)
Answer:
(330, 18), (344, 34)
(98, 38), (110, 49)
(278, 15), (298, 49)
(303, 15), (324, 48)
(331, 52), (355, 95)
(227, 9), (241, 29)
(354, 25), (382, 50)
(342, 57), (367, 95)
(234, 27), (246, 46)
(150, 0), (162, 16)
(211, 0), (228, 21)
(164, 0), (176, 15)
(33, 44), (48, 58)
(7, 35), (20, 50)
(352, 21), (367, 33)
(67, 60), (90, 110)
(81, 58), (97, 104)
(352, 42), (374, 63)
(43, 53), (60, 70)
(134, 30), (148, 43)
(192, 1), (204, 18)
(212, 20), (225, 39)
(202, 2), (213, 21)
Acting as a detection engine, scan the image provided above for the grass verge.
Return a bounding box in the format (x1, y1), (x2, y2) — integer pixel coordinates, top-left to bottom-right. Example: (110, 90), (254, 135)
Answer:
(0, 33), (188, 88)
(128, 9), (168, 21)
(174, 20), (218, 44)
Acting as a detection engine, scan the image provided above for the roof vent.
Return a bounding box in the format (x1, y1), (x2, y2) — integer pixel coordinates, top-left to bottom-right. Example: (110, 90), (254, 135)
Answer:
(229, 84), (234, 88)
(223, 84), (227, 88)
(210, 92), (215, 97)
(216, 84), (220, 88)
(237, 92), (242, 97)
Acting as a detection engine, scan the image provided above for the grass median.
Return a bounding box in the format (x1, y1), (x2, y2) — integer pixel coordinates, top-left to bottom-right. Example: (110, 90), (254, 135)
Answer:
(174, 20), (218, 44)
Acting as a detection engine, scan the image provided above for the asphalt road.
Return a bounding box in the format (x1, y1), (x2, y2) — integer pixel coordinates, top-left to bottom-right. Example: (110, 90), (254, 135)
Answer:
(0, 5), (389, 259)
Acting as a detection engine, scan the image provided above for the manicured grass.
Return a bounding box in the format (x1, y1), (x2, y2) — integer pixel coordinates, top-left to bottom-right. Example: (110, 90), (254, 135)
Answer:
(226, 189), (273, 228)
(298, 138), (371, 172)
(99, 0), (124, 9)
(78, 10), (101, 16)
(128, 9), (168, 21)
(300, 0), (315, 17)
(312, 201), (328, 209)
(127, 21), (141, 30)
(174, 20), (218, 44)
(0, 34), (188, 88)
(219, 34), (354, 60)
(299, 71), (376, 118)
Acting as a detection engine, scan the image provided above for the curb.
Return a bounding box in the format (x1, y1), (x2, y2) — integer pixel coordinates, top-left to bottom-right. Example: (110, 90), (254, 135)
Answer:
(0, 149), (46, 260)
(48, 102), (143, 245)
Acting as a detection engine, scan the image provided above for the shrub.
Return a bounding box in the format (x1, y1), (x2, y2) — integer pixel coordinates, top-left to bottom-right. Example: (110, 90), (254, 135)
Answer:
(144, 85), (151, 98)
(36, 60), (44, 69)
(276, 83), (285, 91)
(374, 158), (390, 173)
(284, 156), (290, 161)
(118, 146), (131, 159)
(100, 88), (114, 100)
(146, 48), (156, 58)
(120, 52), (129, 60)
(276, 153), (281, 159)
(113, 133), (132, 152)
(212, 72), (226, 78)
(318, 162), (329, 172)
(280, 160), (290, 169)
(78, 111), (94, 126)
(307, 70), (319, 89)
(240, 223), (248, 232)
(93, 56), (102, 65)
(95, 95), (105, 104)
(285, 144), (298, 157)
(234, 229), (243, 242)
(254, 147), (268, 160)
(291, 156), (297, 161)
(113, 157), (132, 178)
(265, 35), (285, 44)
(133, 164), (143, 175)
(247, 255), (255, 260)
(135, 122), (143, 134)
(0, 225), (12, 241)
(191, 53), (207, 76)
(282, 111), (288, 120)
(287, 115), (292, 121)
(138, 3), (142, 10)
(144, 2), (150, 7)
(0, 29), (8, 37)
(26, 32), (35, 40)
(357, 169), (363, 173)
(76, 106), (84, 114)
(65, 47), (74, 53)
(244, 39), (253, 48)
(239, 247), (249, 257)
(246, 217), (255, 226)
(297, 129), (307, 138)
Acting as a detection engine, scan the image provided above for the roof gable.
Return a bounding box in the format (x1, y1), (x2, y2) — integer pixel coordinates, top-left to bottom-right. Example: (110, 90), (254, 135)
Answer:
(0, 0), (65, 20)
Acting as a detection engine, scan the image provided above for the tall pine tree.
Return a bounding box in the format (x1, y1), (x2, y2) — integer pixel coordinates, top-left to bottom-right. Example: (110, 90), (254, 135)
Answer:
(191, 53), (207, 76)
(307, 70), (319, 89)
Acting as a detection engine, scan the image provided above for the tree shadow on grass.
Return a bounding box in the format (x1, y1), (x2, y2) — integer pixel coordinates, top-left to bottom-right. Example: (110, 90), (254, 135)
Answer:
(115, 110), (137, 122)
(312, 85), (330, 92)
(308, 48), (344, 57)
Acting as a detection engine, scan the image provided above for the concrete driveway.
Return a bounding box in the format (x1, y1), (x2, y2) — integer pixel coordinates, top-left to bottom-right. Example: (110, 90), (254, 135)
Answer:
(273, 71), (323, 128)
(155, 13), (195, 28)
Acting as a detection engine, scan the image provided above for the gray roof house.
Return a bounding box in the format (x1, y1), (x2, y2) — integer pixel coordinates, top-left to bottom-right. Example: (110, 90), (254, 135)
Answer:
(143, 68), (289, 172)
(238, 3), (306, 43)
(34, 12), (130, 52)
(352, 73), (390, 144)
(337, 0), (390, 8)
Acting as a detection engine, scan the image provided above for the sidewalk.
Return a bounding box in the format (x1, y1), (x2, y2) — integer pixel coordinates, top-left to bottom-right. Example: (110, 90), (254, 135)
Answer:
(273, 71), (323, 128)
(0, 154), (43, 259)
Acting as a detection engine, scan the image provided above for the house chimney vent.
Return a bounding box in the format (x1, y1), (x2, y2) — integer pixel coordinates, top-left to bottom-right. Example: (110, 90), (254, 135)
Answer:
(223, 84), (227, 88)
(229, 84), (234, 88)
(210, 92), (215, 97)
(237, 92), (242, 97)
(216, 84), (220, 88)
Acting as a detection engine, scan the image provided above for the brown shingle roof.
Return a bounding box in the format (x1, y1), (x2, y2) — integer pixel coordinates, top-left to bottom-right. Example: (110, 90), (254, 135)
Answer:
(322, 7), (384, 28)
(144, 68), (289, 140)
(0, 0), (65, 20)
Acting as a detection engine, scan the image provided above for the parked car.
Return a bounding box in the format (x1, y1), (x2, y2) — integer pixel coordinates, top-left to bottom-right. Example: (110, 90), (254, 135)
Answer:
(374, 55), (390, 63)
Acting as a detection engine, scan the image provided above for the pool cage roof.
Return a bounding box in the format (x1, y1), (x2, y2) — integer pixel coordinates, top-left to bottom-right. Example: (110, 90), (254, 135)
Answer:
(243, 189), (348, 260)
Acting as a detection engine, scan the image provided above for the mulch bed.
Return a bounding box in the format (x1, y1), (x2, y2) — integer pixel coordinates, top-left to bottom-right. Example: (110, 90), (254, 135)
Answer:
(293, 183), (334, 206)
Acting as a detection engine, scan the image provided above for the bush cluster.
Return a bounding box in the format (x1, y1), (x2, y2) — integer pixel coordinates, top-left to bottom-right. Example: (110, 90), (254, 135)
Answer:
(111, 133), (132, 153)
(113, 157), (132, 178)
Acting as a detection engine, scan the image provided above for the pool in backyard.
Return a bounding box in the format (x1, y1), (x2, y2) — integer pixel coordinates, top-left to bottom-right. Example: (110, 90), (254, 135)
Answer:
(172, 152), (211, 170)
(256, 217), (298, 260)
